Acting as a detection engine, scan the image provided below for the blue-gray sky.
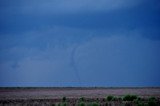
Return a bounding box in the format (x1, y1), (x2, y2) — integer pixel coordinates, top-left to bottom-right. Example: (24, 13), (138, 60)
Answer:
(0, 0), (160, 87)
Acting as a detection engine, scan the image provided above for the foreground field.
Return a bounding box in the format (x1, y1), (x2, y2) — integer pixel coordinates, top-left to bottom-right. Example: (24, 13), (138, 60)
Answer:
(0, 87), (160, 106)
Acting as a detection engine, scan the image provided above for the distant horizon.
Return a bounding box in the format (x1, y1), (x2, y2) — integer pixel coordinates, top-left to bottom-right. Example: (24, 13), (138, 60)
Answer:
(1, 86), (160, 88)
(0, 84), (160, 88)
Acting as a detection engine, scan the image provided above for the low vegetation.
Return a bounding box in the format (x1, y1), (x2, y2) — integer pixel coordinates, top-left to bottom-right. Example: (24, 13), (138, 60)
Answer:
(62, 96), (67, 102)
(80, 97), (85, 102)
(123, 94), (138, 101)
(52, 95), (159, 106)
(106, 95), (114, 101)
(0, 95), (159, 106)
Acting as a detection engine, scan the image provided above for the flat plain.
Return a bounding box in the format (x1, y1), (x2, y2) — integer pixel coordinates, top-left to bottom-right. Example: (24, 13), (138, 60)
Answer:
(0, 87), (160, 106)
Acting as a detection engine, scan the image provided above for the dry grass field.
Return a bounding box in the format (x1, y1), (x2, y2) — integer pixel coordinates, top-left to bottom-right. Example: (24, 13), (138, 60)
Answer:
(0, 87), (160, 106)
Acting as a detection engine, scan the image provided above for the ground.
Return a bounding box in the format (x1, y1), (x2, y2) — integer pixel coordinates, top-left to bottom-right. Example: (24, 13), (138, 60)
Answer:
(0, 87), (160, 106)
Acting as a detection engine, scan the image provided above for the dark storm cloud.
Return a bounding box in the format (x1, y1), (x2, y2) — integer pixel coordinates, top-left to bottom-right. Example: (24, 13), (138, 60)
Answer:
(0, 0), (160, 39)
(0, 0), (160, 86)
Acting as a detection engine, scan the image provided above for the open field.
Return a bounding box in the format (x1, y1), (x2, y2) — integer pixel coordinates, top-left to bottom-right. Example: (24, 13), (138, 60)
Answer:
(0, 87), (160, 106)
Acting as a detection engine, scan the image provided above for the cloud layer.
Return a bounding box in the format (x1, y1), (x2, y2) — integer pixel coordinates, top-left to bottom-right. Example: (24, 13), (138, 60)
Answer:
(0, 0), (160, 86)
(1, 0), (144, 15)
(0, 27), (160, 86)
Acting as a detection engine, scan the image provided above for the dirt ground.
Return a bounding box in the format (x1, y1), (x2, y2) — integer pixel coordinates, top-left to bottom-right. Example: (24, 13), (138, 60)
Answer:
(0, 87), (160, 106)
(0, 87), (160, 99)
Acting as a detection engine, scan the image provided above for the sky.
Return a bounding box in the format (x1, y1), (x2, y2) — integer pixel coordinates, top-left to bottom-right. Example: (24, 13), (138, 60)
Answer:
(0, 0), (160, 87)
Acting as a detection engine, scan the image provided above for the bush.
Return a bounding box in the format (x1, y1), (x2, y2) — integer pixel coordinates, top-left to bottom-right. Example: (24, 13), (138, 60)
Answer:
(148, 97), (156, 106)
(131, 95), (137, 100)
(96, 98), (99, 101)
(62, 97), (66, 102)
(148, 97), (156, 101)
(123, 94), (137, 101)
(118, 97), (122, 101)
(134, 97), (142, 104)
(148, 100), (156, 106)
(92, 102), (99, 106)
(137, 97), (142, 101)
(112, 96), (118, 101)
(52, 104), (55, 106)
(78, 102), (85, 106)
(105, 102), (108, 106)
(106, 95), (114, 101)
(80, 97), (85, 102)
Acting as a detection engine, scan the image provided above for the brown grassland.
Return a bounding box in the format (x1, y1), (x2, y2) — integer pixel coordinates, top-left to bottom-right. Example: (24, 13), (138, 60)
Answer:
(0, 87), (160, 106)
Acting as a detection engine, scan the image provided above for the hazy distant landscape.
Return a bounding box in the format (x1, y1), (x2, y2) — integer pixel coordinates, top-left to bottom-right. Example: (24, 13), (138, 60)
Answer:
(0, 87), (160, 106)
